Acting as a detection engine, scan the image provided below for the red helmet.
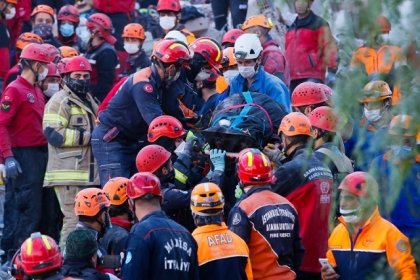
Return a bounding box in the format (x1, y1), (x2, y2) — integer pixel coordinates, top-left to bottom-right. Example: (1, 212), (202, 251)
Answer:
(57, 57), (71, 74)
(317, 83), (333, 101)
(127, 172), (162, 200)
(16, 32), (43, 51)
(43, 43), (61, 64)
(87, 13), (116, 44)
(189, 37), (222, 71)
(157, 0), (181, 12)
(308, 106), (338, 132)
(148, 115), (186, 142)
(20, 43), (51, 63)
(152, 39), (190, 65)
(136, 144), (171, 173)
(57, 4), (80, 24)
(221, 29), (244, 46)
(20, 232), (62, 276)
(237, 148), (272, 185)
(46, 63), (60, 78)
(338, 171), (378, 198)
(291, 82), (328, 107)
(62, 56), (92, 74)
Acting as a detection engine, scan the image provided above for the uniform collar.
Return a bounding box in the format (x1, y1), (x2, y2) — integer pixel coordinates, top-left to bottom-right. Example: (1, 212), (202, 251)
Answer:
(140, 210), (167, 222)
(244, 184), (272, 198)
(193, 222), (228, 235)
(17, 75), (36, 88)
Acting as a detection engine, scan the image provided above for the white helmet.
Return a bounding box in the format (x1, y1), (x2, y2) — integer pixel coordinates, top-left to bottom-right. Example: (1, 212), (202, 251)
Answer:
(234, 33), (263, 60)
(164, 30), (187, 45)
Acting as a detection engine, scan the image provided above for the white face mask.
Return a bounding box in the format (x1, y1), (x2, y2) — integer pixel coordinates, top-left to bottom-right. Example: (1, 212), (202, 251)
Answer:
(340, 208), (361, 224)
(124, 43), (140, 54)
(174, 140), (186, 156)
(238, 65), (256, 79)
(364, 108), (381, 122)
(377, 33), (390, 44)
(38, 67), (48, 81)
(223, 69), (239, 83)
(77, 26), (91, 44)
(5, 7), (16, 20)
(44, 83), (60, 97)
(160, 16), (176, 30)
(195, 70), (212, 81)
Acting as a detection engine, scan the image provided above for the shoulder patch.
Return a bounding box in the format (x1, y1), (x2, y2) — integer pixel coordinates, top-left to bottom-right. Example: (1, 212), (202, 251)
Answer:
(231, 212), (242, 225)
(27, 93), (35, 103)
(143, 83), (153, 93)
(125, 251), (132, 264)
(396, 239), (409, 252)
(1, 101), (11, 112)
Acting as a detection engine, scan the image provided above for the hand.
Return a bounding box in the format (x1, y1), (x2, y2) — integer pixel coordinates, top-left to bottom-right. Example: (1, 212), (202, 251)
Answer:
(210, 149), (226, 172)
(0, 164), (5, 178)
(5, 157), (22, 180)
(321, 265), (340, 280)
(263, 143), (285, 162)
(235, 184), (244, 199)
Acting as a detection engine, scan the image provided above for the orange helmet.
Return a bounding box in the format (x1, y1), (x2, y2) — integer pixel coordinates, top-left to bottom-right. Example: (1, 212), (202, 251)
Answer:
(221, 29), (244, 46)
(20, 43), (51, 63)
(388, 114), (417, 137)
(221, 47), (237, 68)
(241, 14), (273, 31)
(20, 232), (62, 276)
(16, 33), (43, 51)
(57, 4), (80, 24)
(338, 171), (378, 198)
(308, 106), (339, 132)
(189, 37), (223, 71)
(279, 112), (312, 137)
(191, 182), (225, 216)
(122, 23), (146, 40)
(5, 0), (18, 4)
(148, 115), (186, 142)
(376, 15), (391, 33)
(237, 148), (272, 185)
(103, 177), (129, 206)
(157, 0), (181, 13)
(74, 188), (110, 217)
(31, 4), (55, 21)
(136, 144), (171, 173)
(291, 82), (328, 107)
(152, 39), (190, 65)
(127, 172), (162, 200)
(360, 80), (392, 103)
(59, 46), (79, 58)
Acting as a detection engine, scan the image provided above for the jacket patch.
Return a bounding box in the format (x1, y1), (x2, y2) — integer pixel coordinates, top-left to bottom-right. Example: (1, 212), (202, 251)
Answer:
(1, 101), (11, 112)
(231, 213), (241, 225)
(144, 83), (153, 93)
(396, 239), (408, 252)
(27, 93), (35, 103)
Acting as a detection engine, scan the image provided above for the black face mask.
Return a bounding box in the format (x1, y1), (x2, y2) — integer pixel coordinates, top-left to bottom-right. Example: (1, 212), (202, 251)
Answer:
(186, 54), (206, 83)
(66, 77), (90, 96)
(159, 169), (175, 185)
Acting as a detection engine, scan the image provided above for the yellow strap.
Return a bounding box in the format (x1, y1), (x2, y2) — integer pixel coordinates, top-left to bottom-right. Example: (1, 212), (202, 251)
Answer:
(64, 129), (76, 146)
(70, 106), (86, 115)
(175, 169), (188, 185)
(45, 170), (89, 182)
(43, 113), (69, 126)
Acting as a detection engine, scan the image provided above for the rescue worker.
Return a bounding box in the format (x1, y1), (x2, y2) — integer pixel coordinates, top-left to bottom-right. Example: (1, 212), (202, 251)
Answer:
(370, 115), (419, 243)
(350, 15), (408, 105)
(84, 12), (119, 102)
(59, 46), (79, 58)
(345, 80), (393, 171)
(135, 144), (192, 228)
(15, 233), (64, 280)
(270, 112), (334, 279)
(228, 148), (303, 279)
(156, 0), (196, 44)
(191, 182), (253, 280)
(285, 0), (337, 93)
(227, 33), (290, 111)
(210, 0), (248, 31)
(31, 5), (62, 48)
(196, 68), (220, 129)
(42, 56), (99, 249)
(2, 32), (43, 92)
(147, 115), (186, 153)
(40, 63), (61, 99)
(221, 28), (243, 49)
(321, 172), (418, 279)
(123, 172), (199, 279)
(0, 43), (50, 264)
(56, 5), (80, 49)
(291, 81), (329, 115)
(101, 177), (133, 257)
(91, 39), (190, 186)
(62, 229), (118, 280)
(122, 23), (151, 75)
(0, 0), (16, 85)
(220, 47), (238, 85)
(241, 14), (290, 86)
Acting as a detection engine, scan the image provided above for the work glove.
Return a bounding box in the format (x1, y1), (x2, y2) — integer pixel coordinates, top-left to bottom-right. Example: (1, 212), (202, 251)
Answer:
(0, 164), (5, 185)
(235, 184), (244, 200)
(263, 143), (285, 163)
(209, 149), (226, 172)
(5, 157), (22, 180)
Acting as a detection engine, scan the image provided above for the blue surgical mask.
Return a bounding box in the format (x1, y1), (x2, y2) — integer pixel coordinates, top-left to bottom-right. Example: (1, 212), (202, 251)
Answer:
(60, 23), (75, 37)
(390, 145), (413, 160)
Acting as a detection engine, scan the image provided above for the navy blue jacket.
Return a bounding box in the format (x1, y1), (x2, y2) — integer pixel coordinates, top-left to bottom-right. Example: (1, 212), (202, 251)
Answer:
(122, 211), (199, 280)
(125, 50), (151, 75)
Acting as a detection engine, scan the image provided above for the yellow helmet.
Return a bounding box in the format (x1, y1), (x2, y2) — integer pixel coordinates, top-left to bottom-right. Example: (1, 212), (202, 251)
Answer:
(241, 15), (273, 31)
(190, 183), (224, 216)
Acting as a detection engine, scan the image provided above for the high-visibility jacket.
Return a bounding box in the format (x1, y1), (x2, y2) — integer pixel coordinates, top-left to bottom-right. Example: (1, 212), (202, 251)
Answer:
(43, 86), (99, 186)
(326, 208), (418, 280)
(192, 223), (253, 280)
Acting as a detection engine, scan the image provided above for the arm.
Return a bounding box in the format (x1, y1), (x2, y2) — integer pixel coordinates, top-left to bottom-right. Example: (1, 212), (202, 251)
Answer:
(92, 49), (119, 99)
(271, 164), (299, 196)
(228, 206), (251, 243)
(43, 96), (90, 147)
(122, 231), (150, 280)
(318, 25), (338, 70)
(0, 86), (21, 158)
(132, 82), (163, 125)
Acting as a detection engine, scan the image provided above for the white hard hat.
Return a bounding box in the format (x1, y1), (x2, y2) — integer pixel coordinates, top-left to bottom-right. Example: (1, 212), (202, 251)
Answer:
(164, 30), (187, 45)
(234, 33), (263, 60)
